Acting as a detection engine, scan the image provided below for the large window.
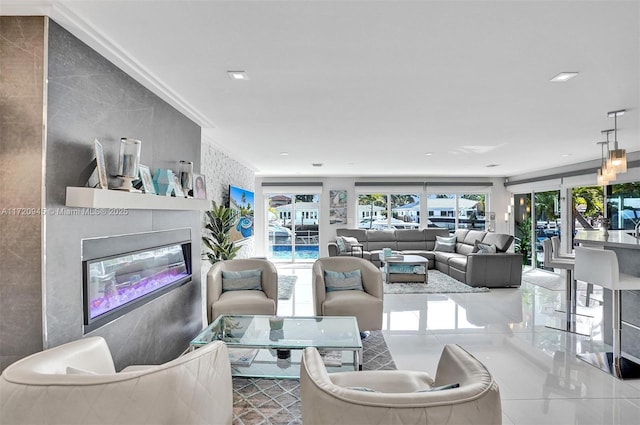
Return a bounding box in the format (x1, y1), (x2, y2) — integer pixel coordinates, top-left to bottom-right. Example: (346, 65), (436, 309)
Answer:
(426, 193), (486, 231)
(358, 193), (421, 229)
(607, 182), (640, 230)
(534, 190), (560, 270)
(514, 193), (532, 266)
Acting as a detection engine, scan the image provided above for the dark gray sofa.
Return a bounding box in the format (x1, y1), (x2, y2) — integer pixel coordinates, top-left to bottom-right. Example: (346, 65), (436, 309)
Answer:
(328, 228), (522, 288)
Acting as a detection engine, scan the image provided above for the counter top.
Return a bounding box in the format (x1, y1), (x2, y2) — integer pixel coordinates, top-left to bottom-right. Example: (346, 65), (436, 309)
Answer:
(574, 229), (640, 250)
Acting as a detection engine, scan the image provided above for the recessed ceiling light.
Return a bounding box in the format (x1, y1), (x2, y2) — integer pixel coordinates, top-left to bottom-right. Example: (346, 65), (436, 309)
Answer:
(312, 163), (323, 167)
(550, 72), (578, 82)
(280, 152), (289, 156)
(425, 152), (434, 156)
(227, 71), (248, 80)
(485, 164), (500, 168)
(562, 154), (571, 157)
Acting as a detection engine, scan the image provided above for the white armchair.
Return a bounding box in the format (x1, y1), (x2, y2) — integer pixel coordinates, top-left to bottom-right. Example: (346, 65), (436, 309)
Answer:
(0, 337), (233, 425)
(300, 344), (502, 425)
(207, 258), (278, 323)
(312, 257), (383, 331)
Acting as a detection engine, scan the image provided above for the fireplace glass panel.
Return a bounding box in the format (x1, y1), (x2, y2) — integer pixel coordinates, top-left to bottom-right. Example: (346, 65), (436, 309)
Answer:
(84, 242), (191, 330)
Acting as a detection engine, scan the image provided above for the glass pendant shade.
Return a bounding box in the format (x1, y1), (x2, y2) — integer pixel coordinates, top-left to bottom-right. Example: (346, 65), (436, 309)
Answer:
(608, 147), (627, 173)
(602, 162), (617, 183)
(597, 169), (607, 186)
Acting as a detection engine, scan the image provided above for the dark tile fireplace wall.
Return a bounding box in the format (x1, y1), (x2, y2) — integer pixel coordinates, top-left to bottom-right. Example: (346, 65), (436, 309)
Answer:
(0, 17), (204, 371)
(44, 20), (203, 369)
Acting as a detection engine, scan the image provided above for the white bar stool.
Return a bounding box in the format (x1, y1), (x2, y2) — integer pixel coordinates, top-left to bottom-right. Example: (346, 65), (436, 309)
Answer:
(574, 246), (640, 379)
(542, 238), (582, 334)
(551, 236), (594, 306)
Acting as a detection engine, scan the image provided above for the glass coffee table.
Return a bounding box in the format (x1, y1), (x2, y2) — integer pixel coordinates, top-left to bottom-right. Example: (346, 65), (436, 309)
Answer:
(190, 315), (362, 379)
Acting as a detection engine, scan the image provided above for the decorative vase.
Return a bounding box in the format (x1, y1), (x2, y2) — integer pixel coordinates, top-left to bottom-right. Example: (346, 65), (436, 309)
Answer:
(113, 138), (142, 192)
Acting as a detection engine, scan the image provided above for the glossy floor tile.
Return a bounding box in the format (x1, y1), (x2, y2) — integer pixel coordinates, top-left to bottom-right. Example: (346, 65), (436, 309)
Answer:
(276, 263), (640, 425)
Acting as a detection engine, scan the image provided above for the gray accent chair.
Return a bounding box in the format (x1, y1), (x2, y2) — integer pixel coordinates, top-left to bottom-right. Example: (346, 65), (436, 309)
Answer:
(206, 258), (278, 323)
(312, 257), (384, 332)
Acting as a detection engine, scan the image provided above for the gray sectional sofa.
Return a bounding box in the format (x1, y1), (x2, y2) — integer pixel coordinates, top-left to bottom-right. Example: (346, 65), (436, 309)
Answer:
(328, 228), (522, 288)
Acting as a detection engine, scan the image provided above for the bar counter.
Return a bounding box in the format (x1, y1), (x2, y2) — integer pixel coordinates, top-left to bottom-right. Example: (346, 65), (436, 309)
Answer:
(574, 229), (640, 370)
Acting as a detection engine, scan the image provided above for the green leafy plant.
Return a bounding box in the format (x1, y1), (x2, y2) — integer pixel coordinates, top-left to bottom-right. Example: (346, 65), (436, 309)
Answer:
(514, 217), (532, 265)
(202, 201), (241, 264)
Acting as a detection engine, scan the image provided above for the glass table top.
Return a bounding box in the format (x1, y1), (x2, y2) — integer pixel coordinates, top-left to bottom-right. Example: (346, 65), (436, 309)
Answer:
(191, 315), (362, 350)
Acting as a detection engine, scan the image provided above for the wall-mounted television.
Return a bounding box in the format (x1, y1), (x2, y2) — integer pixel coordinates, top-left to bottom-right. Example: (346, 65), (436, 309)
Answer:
(229, 185), (255, 243)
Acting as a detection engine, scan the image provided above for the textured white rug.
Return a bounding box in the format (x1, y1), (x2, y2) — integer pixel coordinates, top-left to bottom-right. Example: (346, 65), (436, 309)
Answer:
(384, 270), (489, 294)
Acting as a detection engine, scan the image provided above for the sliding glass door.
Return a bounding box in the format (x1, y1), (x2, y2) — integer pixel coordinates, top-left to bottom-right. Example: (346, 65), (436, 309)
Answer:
(267, 193), (319, 262)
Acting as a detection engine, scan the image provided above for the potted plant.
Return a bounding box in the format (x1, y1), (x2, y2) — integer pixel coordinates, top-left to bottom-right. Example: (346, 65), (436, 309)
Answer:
(202, 201), (241, 264)
(514, 217), (532, 266)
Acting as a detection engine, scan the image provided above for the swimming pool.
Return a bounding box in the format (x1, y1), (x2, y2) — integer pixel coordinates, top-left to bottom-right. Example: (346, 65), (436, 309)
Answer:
(269, 245), (319, 260)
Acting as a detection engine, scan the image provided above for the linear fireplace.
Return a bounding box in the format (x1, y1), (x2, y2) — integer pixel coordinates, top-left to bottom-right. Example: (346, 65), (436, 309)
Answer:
(82, 228), (192, 333)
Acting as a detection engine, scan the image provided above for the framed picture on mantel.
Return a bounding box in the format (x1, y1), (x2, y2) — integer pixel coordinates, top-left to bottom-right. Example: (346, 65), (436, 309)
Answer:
(94, 139), (108, 189)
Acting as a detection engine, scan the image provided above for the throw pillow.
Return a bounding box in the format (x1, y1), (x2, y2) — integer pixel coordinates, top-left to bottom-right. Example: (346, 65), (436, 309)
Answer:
(415, 383), (460, 392)
(222, 269), (262, 292)
(324, 269), (364, 292)
(335, 236), (347, 253)
(474, 241), (497, 254)
(342, 236), (360, 251)
(434, 235), (457, 253)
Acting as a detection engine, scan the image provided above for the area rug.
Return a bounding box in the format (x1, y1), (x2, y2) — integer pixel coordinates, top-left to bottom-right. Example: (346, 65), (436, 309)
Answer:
(232, 330), (395, 425)
(384, 270), (489, 294)
(278, 275), (298, 300)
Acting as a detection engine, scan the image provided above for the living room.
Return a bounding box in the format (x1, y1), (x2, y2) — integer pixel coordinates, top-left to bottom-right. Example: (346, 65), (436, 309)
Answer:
(1, 1), (639, 424)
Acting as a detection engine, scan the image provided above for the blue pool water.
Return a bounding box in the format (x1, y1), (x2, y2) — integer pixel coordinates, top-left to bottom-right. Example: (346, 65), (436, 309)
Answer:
(270, 245), (319, 260)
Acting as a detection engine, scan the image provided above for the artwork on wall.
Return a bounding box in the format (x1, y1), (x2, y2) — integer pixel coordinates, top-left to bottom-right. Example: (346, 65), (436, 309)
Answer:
(229, 185), (255, 243)
(329, 190), (348, 224)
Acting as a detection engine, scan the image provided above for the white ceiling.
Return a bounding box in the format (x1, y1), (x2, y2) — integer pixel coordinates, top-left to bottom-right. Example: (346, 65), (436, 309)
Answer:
(5, 0), (640, 178)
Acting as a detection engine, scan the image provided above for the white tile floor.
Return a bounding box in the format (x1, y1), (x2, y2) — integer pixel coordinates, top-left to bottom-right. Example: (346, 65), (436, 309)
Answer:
(275, 262), (640, 425)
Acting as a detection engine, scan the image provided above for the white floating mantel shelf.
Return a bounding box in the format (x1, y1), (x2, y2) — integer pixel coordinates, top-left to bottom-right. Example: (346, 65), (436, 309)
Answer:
(66, 187), (210, 211)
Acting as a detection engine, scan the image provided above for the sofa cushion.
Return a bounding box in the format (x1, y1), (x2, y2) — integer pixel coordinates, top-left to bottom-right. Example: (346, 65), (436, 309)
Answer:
(434, 251), (464, 264)
(435, 235), (457, 252)
(458, 230), (487, 255)
(449, 256), (468, 271)
(395, 230), (427, 251)
(463, 230), (487, 245)
(481, 233), (514, 252)
(366, 230), (398, 251)
(454, 229), (469, 241)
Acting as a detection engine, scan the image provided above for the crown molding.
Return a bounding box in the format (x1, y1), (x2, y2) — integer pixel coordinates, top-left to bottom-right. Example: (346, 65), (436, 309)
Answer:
(2, 0), (216, 129)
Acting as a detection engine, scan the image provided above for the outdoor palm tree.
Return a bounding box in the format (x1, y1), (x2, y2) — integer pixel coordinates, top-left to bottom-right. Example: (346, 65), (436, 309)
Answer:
(359, 194), (387, 228)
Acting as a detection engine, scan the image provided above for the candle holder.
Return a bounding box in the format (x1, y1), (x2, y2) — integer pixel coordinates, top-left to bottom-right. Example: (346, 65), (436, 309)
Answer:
(113, 138), (142, 192)
(179, 160), (194, 197)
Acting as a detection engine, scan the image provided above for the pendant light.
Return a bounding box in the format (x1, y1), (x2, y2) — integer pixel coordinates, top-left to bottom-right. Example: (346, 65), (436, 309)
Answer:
(597, 132), (616, 186)
(607, 109), (627, 174)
